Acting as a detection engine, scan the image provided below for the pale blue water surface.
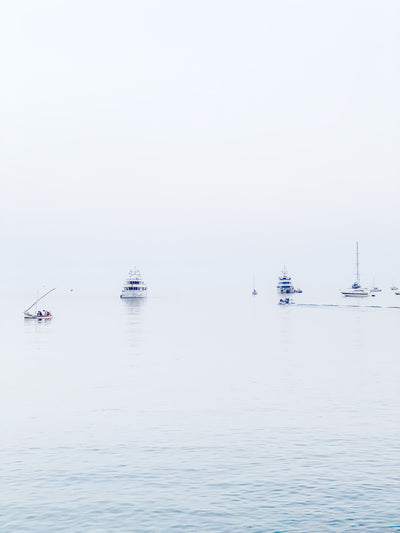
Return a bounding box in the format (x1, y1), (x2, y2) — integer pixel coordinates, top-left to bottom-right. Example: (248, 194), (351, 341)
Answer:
(1, 286), (400, 531)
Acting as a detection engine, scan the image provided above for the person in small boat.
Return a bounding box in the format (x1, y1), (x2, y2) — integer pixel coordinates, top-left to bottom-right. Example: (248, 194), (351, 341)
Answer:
(37, 310), (42, 317)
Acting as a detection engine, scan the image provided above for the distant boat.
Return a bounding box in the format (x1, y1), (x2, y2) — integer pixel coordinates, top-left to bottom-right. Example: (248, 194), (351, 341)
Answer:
(391, 283), (398, 291)
(24, 288), (55, 319)
(278, 298), (294, 305)
(370, 277), (382, 293)
(340, 242), (369, 297)
(120, 267), (148, 298)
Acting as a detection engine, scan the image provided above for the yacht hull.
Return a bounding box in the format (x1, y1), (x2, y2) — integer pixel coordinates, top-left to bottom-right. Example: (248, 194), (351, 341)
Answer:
(341, 292), (369, 297)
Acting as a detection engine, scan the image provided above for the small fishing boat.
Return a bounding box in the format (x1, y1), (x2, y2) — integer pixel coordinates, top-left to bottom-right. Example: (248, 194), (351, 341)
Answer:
(278, 298), (294, 305)
(24, 288), (55, 319)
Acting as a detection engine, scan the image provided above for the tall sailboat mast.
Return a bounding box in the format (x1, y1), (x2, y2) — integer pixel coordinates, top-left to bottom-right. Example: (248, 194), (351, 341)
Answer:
(356, 241), (360, 283)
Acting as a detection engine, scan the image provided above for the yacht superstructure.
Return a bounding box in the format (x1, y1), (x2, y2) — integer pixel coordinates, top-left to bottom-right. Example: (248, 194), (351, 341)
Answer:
(120, 268), (148, 298)
(277, 268), (301, 294)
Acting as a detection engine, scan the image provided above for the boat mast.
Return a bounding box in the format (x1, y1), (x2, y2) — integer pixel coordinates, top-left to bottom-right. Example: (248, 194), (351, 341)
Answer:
(24, 288), (56, 314)
(356, 242), (360, 283)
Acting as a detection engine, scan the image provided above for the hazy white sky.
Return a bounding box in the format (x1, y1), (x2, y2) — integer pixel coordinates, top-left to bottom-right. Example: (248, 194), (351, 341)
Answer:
(2, 0), (400, 289)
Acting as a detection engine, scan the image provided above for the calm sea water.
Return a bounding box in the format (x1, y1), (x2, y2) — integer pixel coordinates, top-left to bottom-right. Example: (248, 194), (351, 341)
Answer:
(1, 286), (400, 531)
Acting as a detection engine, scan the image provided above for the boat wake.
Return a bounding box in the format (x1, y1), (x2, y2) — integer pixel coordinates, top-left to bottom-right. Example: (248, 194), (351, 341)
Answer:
(295, 303), (400, 309)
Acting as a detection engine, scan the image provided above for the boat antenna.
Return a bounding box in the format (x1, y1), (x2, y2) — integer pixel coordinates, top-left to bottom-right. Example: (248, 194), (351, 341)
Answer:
(24, 288), (56, 314)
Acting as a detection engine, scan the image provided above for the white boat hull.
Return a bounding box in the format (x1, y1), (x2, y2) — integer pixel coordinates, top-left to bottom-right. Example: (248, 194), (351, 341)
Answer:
(120, 293), (147, 299)
(24, 314), (53, 319)
(277, 288), (295, 294)
(341, 291), (369, 297)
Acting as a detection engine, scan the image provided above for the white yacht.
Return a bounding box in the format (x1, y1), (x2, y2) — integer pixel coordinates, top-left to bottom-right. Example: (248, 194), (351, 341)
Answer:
(120, 268), (148, 298)
(277, 268), (299, 294)
(340, 243), (369, 297)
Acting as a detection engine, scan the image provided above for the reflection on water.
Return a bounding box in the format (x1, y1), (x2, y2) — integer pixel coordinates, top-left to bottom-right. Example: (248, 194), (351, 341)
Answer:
(121, 297), (146, 353)
(120, 295), (146, 317)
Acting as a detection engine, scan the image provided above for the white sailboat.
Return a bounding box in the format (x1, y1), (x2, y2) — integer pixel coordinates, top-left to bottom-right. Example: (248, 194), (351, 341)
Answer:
(24, 288), (55, 319)
(340, 243), (369, 297)
(370, 277), (382, 293)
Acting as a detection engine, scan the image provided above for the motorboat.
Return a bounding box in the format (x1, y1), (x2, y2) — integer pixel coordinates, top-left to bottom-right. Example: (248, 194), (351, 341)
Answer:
(120, 267), (148, 298)
(278, 298), (294, 305)
(340, 243), (369, 297)
(24, 288), (55, 319)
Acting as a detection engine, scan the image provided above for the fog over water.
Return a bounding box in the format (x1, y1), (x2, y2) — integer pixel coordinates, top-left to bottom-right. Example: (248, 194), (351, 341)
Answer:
(2, 1), (400, 531)
(1, 0), (400, 290)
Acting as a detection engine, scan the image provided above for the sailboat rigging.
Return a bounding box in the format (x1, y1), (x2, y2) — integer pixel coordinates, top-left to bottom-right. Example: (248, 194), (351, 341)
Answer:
(24, 288), (56, 319)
